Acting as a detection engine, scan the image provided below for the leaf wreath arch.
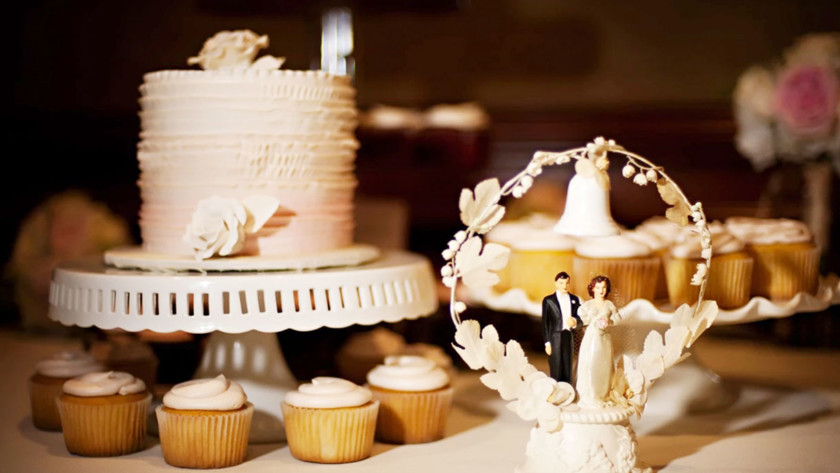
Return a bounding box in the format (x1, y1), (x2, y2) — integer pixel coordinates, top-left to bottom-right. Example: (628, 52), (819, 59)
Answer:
(441, 137), (719, 431)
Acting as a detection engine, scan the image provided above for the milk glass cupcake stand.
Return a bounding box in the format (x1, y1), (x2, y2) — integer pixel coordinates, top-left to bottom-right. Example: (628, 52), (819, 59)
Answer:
(47, 248), (439, 443)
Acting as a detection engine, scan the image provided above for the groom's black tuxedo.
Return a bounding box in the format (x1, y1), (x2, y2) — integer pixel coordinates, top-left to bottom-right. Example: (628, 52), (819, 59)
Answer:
(542, 292), (582, 384)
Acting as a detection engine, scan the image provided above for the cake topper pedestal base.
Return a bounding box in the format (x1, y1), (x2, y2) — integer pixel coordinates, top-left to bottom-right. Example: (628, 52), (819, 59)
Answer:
(517, 407), (650, 473)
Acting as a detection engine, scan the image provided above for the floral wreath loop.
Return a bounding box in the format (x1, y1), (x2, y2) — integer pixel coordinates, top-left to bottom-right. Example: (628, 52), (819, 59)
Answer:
(442, 137), (718, 431)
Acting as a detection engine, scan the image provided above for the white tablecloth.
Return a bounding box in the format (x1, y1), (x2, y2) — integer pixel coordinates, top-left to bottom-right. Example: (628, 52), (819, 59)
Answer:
(2, 329), (839, 472)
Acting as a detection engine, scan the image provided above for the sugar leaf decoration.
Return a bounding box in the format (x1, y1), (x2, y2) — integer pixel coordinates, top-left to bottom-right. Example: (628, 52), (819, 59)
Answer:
(657, 179), (691, 226)
(459, 178), (505, 234)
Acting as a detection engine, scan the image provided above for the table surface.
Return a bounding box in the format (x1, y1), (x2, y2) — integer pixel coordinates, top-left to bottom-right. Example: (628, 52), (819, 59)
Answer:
(2, 328), (840, 473)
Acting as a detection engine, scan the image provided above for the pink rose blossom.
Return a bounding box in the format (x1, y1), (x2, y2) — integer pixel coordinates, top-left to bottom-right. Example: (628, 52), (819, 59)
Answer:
(774, 65), (840, 138)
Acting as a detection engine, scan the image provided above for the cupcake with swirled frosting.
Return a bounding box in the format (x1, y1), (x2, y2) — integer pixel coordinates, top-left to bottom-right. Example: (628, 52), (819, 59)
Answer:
(725, 217), (820, 299)
(155, 375), (253, 468)
(366, 355), (453, 444)
(572, 234), (661, 306)
(665, 224), (754, 309)
(56, 371), (151, 456)
(491, 214), (579, 301)
(29, 350), (103, 431)
(282, 376), (378, 463)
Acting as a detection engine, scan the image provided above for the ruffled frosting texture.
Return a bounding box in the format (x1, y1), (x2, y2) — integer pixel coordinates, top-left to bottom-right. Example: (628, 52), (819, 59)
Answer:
(35, 351), (102, 378)
(162, 374), (247, 411)
(574, 234), (653, 258)
(367, 355), (450, 392)
(284, 377), (371, 408)
(724, 217), (813, 245)
(63, 371), (146, 397)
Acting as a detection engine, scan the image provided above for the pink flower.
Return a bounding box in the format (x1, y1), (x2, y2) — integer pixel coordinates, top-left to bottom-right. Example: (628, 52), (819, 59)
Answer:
(774, 65), (840, 138)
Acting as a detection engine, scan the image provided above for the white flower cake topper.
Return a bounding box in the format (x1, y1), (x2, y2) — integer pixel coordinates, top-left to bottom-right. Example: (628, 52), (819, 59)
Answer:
(183, 195), (280, 260)
(443, 138), (719, 473)
(188, 30), (286, 71)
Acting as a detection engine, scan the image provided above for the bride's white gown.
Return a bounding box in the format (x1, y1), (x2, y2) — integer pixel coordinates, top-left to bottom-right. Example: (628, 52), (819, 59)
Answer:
(575, 299), (620, 407)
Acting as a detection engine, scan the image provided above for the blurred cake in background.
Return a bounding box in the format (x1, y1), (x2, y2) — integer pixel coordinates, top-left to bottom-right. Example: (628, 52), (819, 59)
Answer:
(90, 332), (159, 391)
(335, 327), (407, 384)
(417, 102), (490, 169)
(356, 104), (423, 165)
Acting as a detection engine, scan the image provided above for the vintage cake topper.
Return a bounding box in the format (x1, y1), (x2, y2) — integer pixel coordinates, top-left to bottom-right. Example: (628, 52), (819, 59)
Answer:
(442, 137), (719, 473)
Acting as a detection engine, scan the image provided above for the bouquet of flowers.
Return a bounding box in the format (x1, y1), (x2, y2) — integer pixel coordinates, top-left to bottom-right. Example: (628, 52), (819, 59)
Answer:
(6, 190), (133, 332)
(734, 33), (840, 174)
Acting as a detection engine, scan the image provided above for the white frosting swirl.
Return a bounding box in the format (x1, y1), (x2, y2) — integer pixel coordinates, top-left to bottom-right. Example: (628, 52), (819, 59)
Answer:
(636, 216), (684, 244)
(622, 230), (669, 252)
(63, 371), (146, 397)
(284, 377), (371, 409)
(670, 229), (745, 258)
(367, 355), (450, 392)
(724, 217), (813, 245)
(162, 375), (247, 411)
(35, 351), (103, 378)
(574, 234), (653, 258)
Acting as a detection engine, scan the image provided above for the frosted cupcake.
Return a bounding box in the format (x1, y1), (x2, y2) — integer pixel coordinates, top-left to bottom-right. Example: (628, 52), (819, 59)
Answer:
(282, 377), (378, 463)
(156, 375), (253, 469)
(56, 371), (151, 456)
(624, 229), (671, 301)
(725, 217), (820, 299)
(487, 214), (578, 300)
(572, 234), (660, 306)
(665, 225), (753, 309)
(635, 216), (685, 246)
(29, 351), (102, 431)
(367, 355), (454, 444)
(508, 223), (578, 302)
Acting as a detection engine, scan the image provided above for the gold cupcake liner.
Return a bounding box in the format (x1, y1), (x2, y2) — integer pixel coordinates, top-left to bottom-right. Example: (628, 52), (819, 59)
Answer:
(57, 393), (151, 456)
(370, 385), (454, 444)
(282, 401), (378, 464)
(665, 253), (753, 309)
(748, 243), (821, 300)
(572, 256), (660, 306)
(510, 249), (575, 301)
(653, 248), (670, 301)
(156, 403), (254, 469)
(29, 376), (67, 431)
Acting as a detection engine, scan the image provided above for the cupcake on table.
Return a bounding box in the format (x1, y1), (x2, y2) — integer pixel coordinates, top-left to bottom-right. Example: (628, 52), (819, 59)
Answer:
(665, 223), (754, 309)
(156, 375), (253, 469)
(29, 350), (102, 431)
(366, 355), (454, 444)
(572, 233), (660, 306)
(282, 377), (379, 464)
(56, 371), (151, 456)
(724, 217), (820, 300)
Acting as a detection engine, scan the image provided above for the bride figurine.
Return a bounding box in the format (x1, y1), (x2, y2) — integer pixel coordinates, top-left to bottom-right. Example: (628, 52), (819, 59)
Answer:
(575, 275), (623, 408)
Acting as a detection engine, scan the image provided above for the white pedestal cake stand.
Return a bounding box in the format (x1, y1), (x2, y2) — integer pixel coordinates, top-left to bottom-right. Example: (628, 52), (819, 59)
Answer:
(465, 276), (840, 420)
(47, 249), (439, 443)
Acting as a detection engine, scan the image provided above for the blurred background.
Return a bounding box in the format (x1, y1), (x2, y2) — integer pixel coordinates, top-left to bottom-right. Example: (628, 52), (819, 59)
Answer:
(3, 0), (840, 382)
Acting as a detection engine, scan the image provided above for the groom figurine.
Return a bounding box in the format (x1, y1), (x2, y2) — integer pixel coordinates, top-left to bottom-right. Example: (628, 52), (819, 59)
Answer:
(542, 272), (582, 384)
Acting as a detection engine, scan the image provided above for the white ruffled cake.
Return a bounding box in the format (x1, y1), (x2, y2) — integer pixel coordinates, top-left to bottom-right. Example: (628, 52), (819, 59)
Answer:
(128, 30), (363, 265)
